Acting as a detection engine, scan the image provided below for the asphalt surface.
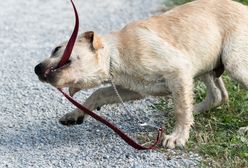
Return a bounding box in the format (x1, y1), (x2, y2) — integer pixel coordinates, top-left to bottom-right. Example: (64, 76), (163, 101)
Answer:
(0, 0), (200, 167)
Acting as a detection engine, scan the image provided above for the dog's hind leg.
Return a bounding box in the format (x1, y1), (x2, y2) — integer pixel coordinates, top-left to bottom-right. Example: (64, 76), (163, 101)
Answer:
(59, 86), (144, 126)
(194, 72), (228, 113)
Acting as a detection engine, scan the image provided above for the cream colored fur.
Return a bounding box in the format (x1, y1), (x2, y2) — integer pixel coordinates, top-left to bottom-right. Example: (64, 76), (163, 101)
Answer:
(35, 0), (248, 149)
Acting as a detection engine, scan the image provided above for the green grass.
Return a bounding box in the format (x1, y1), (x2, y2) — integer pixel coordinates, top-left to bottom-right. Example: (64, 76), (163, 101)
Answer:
(190, 76), (248, 167)
(240, 0), (248, 4)
(152, 1), (248, 167)
(235, 0), (248, 5)
(152, 76), (248, 167)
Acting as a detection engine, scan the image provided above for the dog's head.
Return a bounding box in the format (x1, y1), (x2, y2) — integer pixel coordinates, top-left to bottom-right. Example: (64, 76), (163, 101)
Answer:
(34, 31), (108, 93)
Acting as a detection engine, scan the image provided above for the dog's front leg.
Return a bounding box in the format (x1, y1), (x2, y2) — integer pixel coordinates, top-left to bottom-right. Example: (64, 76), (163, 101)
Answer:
(163, 75), (194, 149)
(59, 86), (144, 126)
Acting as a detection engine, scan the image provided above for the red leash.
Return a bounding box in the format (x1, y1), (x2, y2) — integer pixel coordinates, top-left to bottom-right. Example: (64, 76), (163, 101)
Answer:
(58, 88), (163, 150)
(57, 0), (163, 150)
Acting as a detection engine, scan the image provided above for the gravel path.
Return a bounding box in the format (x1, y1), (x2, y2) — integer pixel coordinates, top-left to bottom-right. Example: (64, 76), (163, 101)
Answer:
(0, 0), (200, 167)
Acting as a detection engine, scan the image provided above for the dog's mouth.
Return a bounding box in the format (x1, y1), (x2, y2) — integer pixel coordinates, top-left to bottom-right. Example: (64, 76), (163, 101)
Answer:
(42, 60), (72, 81)
(45, 60), (71, 77)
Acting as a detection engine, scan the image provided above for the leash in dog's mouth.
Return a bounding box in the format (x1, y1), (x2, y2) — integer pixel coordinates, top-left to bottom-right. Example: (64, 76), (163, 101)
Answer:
(44, 60), (72, 78)
(42, 0), (78, 80)
(55, 0), (163, 150)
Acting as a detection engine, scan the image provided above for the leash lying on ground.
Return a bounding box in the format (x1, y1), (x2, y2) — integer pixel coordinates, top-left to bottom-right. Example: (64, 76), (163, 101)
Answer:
(56, 0), (163, 150)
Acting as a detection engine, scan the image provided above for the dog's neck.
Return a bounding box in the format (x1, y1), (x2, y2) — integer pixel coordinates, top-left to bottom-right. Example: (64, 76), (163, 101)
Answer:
(101, 33), (123, 84)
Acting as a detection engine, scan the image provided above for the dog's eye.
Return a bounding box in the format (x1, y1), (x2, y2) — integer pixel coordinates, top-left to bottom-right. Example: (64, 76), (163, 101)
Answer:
(52, 46), (62, 55)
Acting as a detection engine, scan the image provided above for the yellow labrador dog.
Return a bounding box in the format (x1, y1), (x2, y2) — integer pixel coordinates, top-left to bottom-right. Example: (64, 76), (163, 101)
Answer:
(35, 0), (248, 149)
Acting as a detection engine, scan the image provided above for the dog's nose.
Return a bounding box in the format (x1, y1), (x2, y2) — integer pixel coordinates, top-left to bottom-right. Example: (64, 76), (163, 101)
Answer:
(34, 63), (44, 76)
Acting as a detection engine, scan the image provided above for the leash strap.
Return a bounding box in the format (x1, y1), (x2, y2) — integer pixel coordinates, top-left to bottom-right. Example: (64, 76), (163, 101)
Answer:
(59, 89), (163, 150)
(57, 0), (79, 68)
(56, 0), (163, 150)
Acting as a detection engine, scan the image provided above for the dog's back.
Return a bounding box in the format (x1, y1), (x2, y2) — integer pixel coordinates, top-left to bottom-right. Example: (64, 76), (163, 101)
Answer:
(117, 0), (248, 77)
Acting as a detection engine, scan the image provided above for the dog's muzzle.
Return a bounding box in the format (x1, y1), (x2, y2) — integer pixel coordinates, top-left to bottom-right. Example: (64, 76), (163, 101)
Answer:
(34, 63), (55, 82)
(34, 63), (48, 81)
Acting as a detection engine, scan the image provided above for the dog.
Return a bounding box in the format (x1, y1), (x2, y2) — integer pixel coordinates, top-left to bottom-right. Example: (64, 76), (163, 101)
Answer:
(34, 0), (248, 149)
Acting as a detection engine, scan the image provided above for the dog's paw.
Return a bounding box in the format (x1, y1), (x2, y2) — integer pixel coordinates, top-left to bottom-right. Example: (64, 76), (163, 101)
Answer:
(59, 110), (87, 126)
(162, 129), (189, 149)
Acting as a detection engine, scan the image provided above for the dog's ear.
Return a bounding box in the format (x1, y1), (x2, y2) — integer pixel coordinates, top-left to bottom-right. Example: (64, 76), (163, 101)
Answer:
(83, 31), (104, 50)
